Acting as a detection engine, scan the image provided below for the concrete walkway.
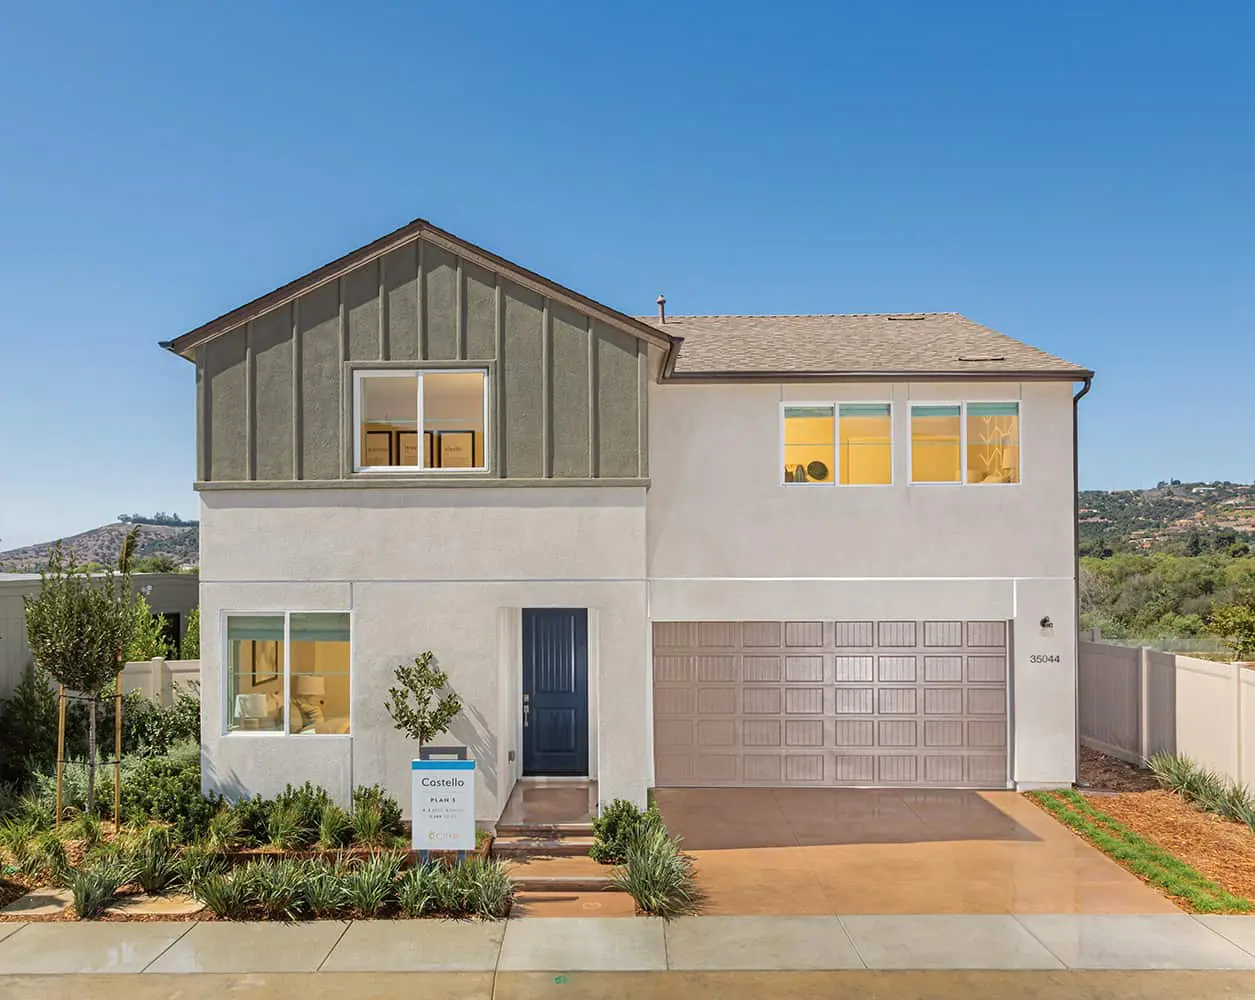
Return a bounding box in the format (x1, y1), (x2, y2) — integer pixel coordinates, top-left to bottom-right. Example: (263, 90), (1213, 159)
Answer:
(2, 914), (1255, 974)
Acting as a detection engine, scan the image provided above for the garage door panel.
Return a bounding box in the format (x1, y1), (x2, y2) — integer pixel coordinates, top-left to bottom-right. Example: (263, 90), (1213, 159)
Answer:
(744, 656), (783, 681)
(652, 618), (1007, 789)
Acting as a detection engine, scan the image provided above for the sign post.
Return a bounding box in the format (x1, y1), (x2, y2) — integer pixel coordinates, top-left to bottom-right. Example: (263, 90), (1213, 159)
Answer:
(411, 758), (476, 856)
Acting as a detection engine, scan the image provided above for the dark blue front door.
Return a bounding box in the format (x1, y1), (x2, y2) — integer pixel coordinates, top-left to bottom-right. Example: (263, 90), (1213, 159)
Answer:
(522, 608), (589, 776)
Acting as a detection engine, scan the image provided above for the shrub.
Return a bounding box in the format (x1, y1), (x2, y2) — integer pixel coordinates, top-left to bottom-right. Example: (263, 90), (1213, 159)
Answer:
(180, 607), (201, 660)
(119, 688), (201, 758)
(342, 851), (403, 916)
(227, 795), (274, 846)
(590, 798), (663, 864)
(397, 858), (514, 918)
(396, 862), (441, 917)
(28, 831), (69, 885)
(269, 782), (331, 846)
(0, 666), (58, 788)
(206, 808), (244, 852)
(1150, 752), (1255, 833)
(123, 594), (175, 662)
(0, 817), (38, 870)
(68, 858), (135, 918)
(173, 843), (228, 893)
(610, 822), (699, 919)
(350, 800), (385, 847)
(317, 803), (353, 849)
(457, 857), (513, 918)
(250, 858), (308, 920)
(67, 811), (104, 849)
(128, 826), (179, 894)
(267, 803), (314, 850)
(121, 746), (221, 841)
(303, 859), (349, 918)
(352, 784), (403, 836)
(196, 867), (256, 919)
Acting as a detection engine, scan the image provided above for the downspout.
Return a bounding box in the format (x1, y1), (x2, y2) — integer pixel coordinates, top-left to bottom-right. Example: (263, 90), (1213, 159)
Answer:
(1072, 375), (1093, 786)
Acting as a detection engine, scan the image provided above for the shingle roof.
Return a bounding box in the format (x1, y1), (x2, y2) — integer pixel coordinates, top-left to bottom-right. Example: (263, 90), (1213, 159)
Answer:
(636, 312), (1091, 380)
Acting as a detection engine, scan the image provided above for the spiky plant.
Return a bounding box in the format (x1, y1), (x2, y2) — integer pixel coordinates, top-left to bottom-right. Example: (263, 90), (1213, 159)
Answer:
(609, 824), (700, 919)
(342, 851), (402, 917)
(317, 803), (353, 849)
(67, 858), (136, 918)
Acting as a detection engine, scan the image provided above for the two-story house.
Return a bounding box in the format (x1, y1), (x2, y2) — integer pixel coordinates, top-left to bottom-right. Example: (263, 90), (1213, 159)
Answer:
(163, 218), (1092, 821)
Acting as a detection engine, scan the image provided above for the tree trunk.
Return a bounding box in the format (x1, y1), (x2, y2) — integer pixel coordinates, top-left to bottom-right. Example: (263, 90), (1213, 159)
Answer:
(86, 697), (98, 815)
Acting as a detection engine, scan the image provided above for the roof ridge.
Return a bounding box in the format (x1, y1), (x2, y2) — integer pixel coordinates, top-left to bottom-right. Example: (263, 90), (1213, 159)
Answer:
(638, 311), (962, 320)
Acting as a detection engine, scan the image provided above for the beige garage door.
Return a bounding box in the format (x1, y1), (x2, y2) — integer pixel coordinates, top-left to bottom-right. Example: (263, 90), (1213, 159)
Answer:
(652, 620), (1009, 788)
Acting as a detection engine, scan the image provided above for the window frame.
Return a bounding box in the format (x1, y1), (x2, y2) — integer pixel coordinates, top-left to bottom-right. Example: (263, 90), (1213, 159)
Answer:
(907, 400), (1022, 487)
(352, 367), (491, 474)
(220, 610), (352, 739)
(779, 400), (894, 488)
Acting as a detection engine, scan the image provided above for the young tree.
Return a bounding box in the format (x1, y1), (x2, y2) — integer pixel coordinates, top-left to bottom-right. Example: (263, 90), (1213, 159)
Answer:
(384, 651), (462, 753)
(1207, 593), (1255, 662)
(23, 544), (139, 813)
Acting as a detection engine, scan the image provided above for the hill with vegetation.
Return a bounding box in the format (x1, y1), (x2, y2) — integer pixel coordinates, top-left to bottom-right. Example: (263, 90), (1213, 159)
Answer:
(1079, 481), (1255, 558)
(0, 518), (199, 573)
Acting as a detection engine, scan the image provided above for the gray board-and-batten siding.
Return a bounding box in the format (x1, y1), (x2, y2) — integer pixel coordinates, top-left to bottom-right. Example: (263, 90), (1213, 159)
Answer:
(196, 236), (650, 488)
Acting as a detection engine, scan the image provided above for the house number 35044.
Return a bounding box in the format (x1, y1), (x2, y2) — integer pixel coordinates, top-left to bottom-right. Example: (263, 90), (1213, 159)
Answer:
(1030, 654), (1062, 663)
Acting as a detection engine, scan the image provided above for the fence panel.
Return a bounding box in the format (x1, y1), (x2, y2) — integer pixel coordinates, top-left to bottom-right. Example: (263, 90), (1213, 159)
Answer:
(1175, 656), (1238, 780)
(1079, 640), (1141, 762)
(1145, 650), (1177, 758)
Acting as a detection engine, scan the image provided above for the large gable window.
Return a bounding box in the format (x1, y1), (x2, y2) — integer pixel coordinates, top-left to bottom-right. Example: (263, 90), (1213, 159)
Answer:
(355, 370), (487, 472)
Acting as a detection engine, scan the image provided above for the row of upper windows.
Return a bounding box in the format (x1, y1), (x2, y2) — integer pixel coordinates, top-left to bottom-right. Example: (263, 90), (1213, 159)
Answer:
(782, 401), (1021, 486)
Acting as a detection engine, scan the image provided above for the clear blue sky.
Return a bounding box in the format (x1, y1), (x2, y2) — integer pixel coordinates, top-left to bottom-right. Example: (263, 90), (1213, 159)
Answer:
(1, 1), (1252, 548)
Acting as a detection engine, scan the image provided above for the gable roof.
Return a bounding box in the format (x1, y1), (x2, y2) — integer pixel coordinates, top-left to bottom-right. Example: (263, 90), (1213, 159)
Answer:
(162, 218), (676, 359)
(639, 312), (1092, 381)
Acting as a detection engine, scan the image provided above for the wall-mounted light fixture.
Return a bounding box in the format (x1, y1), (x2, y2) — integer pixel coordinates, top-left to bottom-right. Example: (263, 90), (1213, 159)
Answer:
(1039, 616), (1054, 630)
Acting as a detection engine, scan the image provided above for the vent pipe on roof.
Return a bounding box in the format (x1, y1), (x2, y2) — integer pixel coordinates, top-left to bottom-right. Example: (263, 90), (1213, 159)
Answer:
(657, 294), (666, 324)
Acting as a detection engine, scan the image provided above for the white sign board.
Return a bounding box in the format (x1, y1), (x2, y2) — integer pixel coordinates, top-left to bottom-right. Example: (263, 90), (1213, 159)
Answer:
(411, 759), (476, 851)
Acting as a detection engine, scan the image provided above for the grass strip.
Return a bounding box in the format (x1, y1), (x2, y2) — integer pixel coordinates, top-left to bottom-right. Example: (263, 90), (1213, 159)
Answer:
(1029, 790), (1253, 913)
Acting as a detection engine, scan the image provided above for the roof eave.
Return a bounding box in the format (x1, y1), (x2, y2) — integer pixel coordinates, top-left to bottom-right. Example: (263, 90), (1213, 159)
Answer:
(162, 218), (677, 360)
(660, 367), (1095, 383)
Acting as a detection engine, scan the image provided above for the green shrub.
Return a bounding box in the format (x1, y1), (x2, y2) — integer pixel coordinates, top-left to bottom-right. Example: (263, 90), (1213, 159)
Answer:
(120, 688), (201, 758)
(250, 858), (308, 920)
(342, 851), (402, 916)
(227, 795), (274, 846)
(266, 803), (314, 850)
(352, 784), (403, 835)
(397, 858), (514, 918)
(590, 798), (663, 864)
(610, 822), (699, 919)
(351, 799), (385, 847)
(180, 607), (201, 659)
(127, 826), (179, 895)
(317, 803), (353, 849)
(1150, 751), (1255, 833)
(68, 858), (135, 918)
(206, 808), (244, 852)
(195, 867), (256, 919)
(457, 857), (513, 917)
(121, 747), (221, 841)
(0, 817), (38, 870)
(303, 859), (349, 917)
(28, 831), (69, 885)
(274, 782), (332, 831)
(173, 843), (228, 893)
(396, 862), (441, 916)
(0, 667), (58, 788)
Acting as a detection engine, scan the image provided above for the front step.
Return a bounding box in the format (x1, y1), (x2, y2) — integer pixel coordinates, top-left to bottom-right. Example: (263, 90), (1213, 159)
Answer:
(504, 854), (622, 894)
(495, 823), (594, 839)
(492, 835), (596, 858)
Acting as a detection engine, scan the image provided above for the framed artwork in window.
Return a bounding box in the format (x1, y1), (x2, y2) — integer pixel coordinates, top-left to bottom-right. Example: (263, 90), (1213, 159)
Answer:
(251, 640), (280, 687)
(438, 430), (476, 469)
(364, 430), (393, 467)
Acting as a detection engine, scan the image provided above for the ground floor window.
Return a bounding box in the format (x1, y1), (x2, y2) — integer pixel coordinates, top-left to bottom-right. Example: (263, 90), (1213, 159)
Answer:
(225, 612), (350, 735)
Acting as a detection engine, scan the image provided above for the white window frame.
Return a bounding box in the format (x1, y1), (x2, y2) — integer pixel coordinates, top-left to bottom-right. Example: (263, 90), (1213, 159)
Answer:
(353, 368), (490, 473)
(221, 610), (352, 739)
(779, 401), (894, 488)
(908, 400), (1022, 486)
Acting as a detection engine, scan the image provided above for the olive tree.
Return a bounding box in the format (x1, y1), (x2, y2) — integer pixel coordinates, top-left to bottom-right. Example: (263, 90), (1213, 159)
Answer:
(384, 651), (462, 753)
(23, 544), (139, 813)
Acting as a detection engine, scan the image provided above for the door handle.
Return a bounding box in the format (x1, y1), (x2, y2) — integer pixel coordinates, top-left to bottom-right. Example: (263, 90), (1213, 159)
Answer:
(523, 694), (530, 729)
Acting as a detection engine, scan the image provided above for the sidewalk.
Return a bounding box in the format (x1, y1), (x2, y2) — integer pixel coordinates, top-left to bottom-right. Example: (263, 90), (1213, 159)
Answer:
(1, 913), (1255, 974)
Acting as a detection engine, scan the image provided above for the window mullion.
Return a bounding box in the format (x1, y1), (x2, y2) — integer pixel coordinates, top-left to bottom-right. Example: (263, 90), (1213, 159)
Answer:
(960, 402), (968, 484)
(283, 612), (291, 736)
(416, 371), (425, 470)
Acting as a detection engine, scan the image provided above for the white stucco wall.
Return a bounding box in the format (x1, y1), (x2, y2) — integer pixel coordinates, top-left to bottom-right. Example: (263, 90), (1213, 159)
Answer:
(199, 487), (650, 820)
(646, 378), (1081, 787)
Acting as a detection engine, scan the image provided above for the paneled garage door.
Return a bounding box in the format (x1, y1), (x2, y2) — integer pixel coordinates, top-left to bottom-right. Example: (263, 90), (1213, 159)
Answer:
(652, 620), (1009, 788)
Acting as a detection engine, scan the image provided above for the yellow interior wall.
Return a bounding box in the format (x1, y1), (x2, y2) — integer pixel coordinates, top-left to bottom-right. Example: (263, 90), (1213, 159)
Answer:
(911, 414), (962, 482)
(290, 640), (350, 733)
(783, 413), (835, 482)
(966, 413), (1020, 483)
(839, 414), (892, 485)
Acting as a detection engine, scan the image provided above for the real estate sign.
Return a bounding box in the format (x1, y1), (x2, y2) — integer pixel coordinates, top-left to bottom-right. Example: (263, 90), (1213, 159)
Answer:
(410, 759), (476, 851)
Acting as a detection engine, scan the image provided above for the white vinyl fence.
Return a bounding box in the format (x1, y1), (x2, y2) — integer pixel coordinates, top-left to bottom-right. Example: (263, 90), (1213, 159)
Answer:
(1079, 637), (1255, 784)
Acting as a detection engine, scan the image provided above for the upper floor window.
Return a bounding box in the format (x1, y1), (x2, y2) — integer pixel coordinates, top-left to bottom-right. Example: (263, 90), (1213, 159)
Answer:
(782, 403), (892, 485)
(910, 402), (1020, 485)
(226, 612), (350, 735)
(354, 370), (487, 472)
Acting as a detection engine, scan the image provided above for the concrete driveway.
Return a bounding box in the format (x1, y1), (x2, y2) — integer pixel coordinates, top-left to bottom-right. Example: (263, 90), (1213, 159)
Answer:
(654, 788), (1178, 916)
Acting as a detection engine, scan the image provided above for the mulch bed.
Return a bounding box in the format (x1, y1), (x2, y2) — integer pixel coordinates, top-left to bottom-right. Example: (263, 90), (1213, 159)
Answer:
(1088, 788), (1255, 903)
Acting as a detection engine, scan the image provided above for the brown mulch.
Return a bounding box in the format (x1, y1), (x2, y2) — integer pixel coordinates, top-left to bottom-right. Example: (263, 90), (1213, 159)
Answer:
(0, 879), (28, 910)
(1089, 788), (1255, 902)
(1078, 745), (1158, 793)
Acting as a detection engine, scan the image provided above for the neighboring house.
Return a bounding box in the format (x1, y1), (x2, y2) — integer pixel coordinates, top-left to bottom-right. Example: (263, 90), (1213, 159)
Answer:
(0, 572), (199, 698)
(163, 218), (1092, 819)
